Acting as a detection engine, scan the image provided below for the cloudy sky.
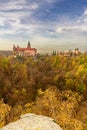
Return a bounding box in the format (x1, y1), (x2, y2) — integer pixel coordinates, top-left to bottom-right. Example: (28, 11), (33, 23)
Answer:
(0, 0), (87, 52)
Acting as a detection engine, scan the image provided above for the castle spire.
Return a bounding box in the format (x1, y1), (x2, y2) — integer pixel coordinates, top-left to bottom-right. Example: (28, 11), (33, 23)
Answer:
(27, 41), (31, 48)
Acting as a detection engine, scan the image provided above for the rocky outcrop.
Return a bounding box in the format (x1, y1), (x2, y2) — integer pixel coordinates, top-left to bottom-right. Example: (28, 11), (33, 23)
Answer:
(0, 113), (62, 130)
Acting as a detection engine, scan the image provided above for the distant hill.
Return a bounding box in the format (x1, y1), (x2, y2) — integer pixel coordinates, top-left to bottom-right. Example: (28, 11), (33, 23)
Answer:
(0, 50), (12, 56)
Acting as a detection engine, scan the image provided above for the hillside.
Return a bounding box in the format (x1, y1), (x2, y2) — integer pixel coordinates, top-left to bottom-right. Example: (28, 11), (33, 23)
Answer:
(0, 54), (87, 130)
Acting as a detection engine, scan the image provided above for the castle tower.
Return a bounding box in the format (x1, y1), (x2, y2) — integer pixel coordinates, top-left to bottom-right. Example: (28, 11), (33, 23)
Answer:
(13, 44), (17, 55)
(17, 45), (19, 48)
(27, 41), (31, 48)
(13, 45), (16, 51)
(75, 48), (79, 55)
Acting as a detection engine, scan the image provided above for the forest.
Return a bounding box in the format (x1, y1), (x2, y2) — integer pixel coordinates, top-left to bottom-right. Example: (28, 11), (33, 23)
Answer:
(0, 54), (87, 130)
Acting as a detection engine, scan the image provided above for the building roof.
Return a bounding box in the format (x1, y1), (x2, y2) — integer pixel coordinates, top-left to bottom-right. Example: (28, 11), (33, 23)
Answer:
(16, 47), (37, 51)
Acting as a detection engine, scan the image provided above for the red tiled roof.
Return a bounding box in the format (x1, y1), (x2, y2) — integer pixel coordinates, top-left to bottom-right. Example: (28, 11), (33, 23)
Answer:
(16, 47), (37, 51)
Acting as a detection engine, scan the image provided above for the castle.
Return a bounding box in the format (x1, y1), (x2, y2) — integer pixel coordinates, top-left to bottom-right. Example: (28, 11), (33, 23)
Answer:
(13, 41), (37, 56)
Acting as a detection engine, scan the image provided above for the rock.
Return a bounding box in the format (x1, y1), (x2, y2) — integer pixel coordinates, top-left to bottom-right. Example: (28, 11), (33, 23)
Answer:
(0, 113), (63, 130)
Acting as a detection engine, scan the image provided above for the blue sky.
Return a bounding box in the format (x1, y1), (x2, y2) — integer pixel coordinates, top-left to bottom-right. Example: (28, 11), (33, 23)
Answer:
(0, 0), (87, 52)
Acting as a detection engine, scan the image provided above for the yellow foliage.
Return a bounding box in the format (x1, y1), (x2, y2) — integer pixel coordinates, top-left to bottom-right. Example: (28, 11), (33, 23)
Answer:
(0, 99), (11, 128)
(0, 121), (5, 128)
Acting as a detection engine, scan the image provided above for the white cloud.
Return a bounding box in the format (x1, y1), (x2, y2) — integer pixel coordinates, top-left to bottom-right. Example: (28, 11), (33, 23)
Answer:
(56, 8), (87, 34)
(0, 0), (40, 37)
(0, 0), (26, 10)
(56, 25), (87, 33)
(0, 1), (87, 52)
(46, 0), (63, 3)
(84, 9), (87, 15)
(0, 0), (39, 11)
(31, 3), (39, 9)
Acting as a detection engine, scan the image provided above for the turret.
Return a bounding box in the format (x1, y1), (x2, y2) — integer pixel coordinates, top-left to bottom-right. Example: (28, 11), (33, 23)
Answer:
(13, 44), (16, 51)
(17, 45), (19, 48)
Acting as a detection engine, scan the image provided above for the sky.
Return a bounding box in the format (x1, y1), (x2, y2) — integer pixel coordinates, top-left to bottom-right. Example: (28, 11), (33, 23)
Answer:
(0, 0), (87, 52)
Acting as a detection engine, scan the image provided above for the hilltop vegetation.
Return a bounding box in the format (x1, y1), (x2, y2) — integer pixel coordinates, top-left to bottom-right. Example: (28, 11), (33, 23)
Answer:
(0, 54), (87, 130)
